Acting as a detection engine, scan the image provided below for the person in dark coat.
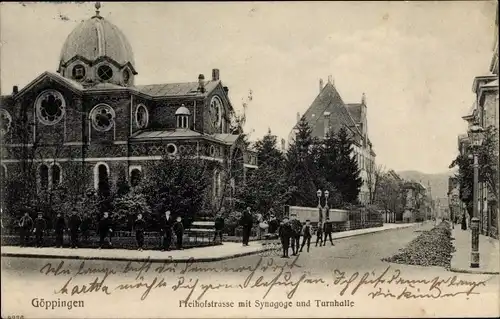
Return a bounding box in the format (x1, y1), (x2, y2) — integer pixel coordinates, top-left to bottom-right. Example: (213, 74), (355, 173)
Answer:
(289, 214), (302, 255)
(134, 213), (146, 251)
(322, 217), (334, 246)
(299, 219), (313, 253)
(159, 210), (174, 251)
(278, 217), (293, 258)
(315, 221), (323, 247)
(173, 216), (184, 250)
(213, 211), (225, 243)
(18, 211), (33, 247)
(98, 212), (113, 249)
(68, 210), (81, 249)
(80, 213), (91, 243)
(33, 212), (47, 248)
(268, 215), (279, 234)
(54, 212), (66, 248)
(240, 207), (254, 246)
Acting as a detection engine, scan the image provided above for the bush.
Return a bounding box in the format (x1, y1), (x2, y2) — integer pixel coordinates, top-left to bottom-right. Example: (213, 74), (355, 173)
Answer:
(224, 211), (242, 235)
(112, 192), (152, 231)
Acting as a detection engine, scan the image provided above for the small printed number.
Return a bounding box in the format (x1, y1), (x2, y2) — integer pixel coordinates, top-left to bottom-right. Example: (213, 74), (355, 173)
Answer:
(7, 316), (24, 319)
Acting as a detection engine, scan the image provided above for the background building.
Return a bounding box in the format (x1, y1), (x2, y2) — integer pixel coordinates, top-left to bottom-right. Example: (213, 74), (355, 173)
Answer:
(288, 76), (376, 205)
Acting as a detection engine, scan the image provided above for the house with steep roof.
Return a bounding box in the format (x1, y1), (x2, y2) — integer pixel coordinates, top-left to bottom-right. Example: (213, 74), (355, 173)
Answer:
(0, 3), (257, 211)
(287, 76), (376, 205)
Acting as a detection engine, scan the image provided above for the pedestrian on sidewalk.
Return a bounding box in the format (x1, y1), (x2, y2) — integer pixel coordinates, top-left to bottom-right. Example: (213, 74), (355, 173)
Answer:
(213, 210), (225, 243)
(18, 211), (33, 247)
(98, 212), (113, 249)
(160, 210), (174, 251)
(322, 217), (334, 246)
(134, 213), (146, 251)
(173, 216), (184, 250)
(68, 210), (81, 249)
(299, 220), (312, 253)
(33, 212), (46, 248)
(240, 207), (253, 246)
(54, 212), (66, 248)
(289, 214), (302, 255)
(315, 221), (323, 247)
(278, 217), (292, 258)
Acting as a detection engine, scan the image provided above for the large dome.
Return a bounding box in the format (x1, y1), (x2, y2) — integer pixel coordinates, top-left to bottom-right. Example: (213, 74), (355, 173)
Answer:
(59, 15), (135, 69)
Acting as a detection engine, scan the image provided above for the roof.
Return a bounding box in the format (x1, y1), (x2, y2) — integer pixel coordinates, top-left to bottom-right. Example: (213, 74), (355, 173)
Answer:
(175, 106), (191, 115)
(59, 15), (135, 70)
(298, 82), (362, 140)
(131, 129), (202, 140)
(135, 81), (220, 97)
(346, 103), (362, 123)
(211, 133), (240, 145)
(482, 79), (498, 88)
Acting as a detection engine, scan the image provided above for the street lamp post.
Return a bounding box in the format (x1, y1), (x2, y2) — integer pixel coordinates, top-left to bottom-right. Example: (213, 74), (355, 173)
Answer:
(468, 123), (485, 268)
(317, 190), (330, 223)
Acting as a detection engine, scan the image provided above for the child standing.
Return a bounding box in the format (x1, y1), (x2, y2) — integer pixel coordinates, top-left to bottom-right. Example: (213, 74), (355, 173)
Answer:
(34, 212), (46, 248)
(173, 216), (184, 250)
(134, 213), (146, 251)
(315, 221), (323, 247)
(278, 217), (293, 258)
(299, 219), (312, 253)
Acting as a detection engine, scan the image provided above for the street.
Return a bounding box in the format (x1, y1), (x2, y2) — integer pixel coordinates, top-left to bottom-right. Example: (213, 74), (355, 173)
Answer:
(2, 223), (498, 318)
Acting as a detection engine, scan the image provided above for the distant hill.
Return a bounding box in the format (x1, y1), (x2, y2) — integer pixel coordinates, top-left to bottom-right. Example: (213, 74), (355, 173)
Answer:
(396, 170), (456, 199)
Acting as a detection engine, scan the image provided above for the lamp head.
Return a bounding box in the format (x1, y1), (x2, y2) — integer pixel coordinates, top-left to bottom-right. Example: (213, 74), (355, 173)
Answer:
(324, 190), (329, 198)
(317, 190), (322, 198)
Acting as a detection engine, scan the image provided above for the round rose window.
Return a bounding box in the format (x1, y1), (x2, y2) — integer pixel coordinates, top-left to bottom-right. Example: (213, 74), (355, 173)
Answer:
(90, 104), (115, 132)
(35, 90), (66, 125)
(0, 109), (12, 135)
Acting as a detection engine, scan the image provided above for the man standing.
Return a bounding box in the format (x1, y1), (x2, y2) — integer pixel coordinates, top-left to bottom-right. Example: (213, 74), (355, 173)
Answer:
(134, 213), (146, 251)
(160, 210), (173, 251)
(278, 217), (293, 258)
(299, 219), (312, 253)
(80, 213), (91, 243)
(54, 212), (66, 248)
(213, 210), (225, 243)
(98, 212), (113, 249)
(289, 214), (302, 255)
(68, 210), (81, 249)
(33, 212), (46, 248)
(18, 211), (33, 247)
(173, 216), (184, 250)
(240, 207), (253, 246)
(322, 217), (334, 246)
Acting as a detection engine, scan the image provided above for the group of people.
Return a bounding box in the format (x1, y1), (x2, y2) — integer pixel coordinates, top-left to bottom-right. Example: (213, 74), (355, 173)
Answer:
(17, 210), (185, 251)
(277, 214), (335, 258)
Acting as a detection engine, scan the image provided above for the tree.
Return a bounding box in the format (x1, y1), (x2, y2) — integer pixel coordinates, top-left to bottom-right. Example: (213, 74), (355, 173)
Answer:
(374, 172), (404, 220)
(332, 127), (363, 204)
(140, 148), (213, 228)
(366, 164), (385, 204)
(112, 191), (151, 231)
(285, 118), (322, 207)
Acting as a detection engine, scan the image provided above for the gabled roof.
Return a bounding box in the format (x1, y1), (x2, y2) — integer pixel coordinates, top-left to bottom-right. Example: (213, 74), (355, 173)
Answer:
(136, 80), (220, 97)
(298, 82), (362, 140)
(131, 129), (202, 140)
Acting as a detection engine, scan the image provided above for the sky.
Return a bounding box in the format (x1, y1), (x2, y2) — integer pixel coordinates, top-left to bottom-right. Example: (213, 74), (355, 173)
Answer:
(0, 1), (497, 174)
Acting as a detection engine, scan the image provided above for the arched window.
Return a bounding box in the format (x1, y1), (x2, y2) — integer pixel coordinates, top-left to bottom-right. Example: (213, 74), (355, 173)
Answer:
(130, 169), (142, 187)
(51, 164), (61, 186)
(213, 170), (221, 199)
(39, 164), (49, 189)
(94, 163), (110, 197)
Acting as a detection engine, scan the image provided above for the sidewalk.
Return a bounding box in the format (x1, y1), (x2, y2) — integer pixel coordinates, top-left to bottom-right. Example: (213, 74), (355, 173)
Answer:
(450, 226), (500, 275)
(1, 222), (420, 263)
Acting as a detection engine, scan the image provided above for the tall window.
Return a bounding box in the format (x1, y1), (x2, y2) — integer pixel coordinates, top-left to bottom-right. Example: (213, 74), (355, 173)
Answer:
(52, 164), (61, 186)
(39, 164), (49, 189)
(97, 164), (110, 197)
(213, 170), (221, 199)
(130, 169), (142, 187)
(177, 115), (189, 129)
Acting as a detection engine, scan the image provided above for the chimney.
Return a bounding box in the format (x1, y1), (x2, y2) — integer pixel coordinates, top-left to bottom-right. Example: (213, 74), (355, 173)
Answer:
(319, 78), (324, 93)
(327, 75), (333, 85)
(281, 138), (286, 152)
(12, 86), (19, 95)
(361, 92), (366, 104)
(223, 86), (229, 94)
(212, 68), (220, 81)
(198, 74), (205, 93)
(323, 112), (331, 137)
(296, 112), (301, 123)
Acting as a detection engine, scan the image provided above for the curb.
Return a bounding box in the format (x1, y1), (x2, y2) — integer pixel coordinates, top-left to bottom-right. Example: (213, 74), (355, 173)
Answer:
(0, 224), (419, 263)
(449, 267), (500, 275)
